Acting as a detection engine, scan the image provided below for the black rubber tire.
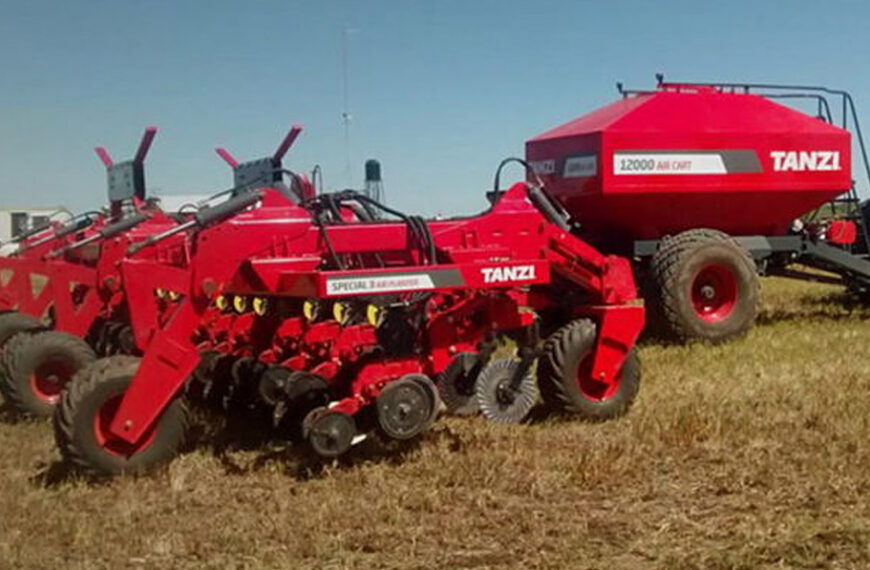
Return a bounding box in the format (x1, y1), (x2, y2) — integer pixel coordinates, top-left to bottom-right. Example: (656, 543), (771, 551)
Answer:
(1, 331), (95, 418)
(0, 312), (43, 349)
(648, 229), (759, 343)
(54, 355), (189, 476)
(538, 319), (640, 420)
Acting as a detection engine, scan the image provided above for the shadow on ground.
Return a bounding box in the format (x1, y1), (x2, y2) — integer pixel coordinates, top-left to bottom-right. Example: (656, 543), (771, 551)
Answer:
(28, 405), (471, 488)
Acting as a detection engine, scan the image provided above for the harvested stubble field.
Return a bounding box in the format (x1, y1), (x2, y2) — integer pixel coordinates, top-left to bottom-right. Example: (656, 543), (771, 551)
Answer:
(0, 277), (869, 570)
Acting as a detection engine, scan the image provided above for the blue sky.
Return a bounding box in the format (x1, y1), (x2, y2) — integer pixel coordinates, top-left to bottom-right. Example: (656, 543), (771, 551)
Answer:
(1, 0), (869, 215)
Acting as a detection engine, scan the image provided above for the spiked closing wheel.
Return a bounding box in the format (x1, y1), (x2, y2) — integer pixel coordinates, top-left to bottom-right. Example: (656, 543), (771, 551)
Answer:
(475, 359), (538, 424)
(377, 374), (438, 440)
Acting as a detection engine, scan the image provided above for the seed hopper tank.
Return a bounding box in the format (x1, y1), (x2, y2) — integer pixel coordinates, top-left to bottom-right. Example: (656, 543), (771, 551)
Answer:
(527, 83), (852, 244)
(527, 76), (870, 343)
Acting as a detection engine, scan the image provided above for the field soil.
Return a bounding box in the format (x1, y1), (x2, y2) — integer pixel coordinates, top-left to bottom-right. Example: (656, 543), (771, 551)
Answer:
(1, 277), (869, 569)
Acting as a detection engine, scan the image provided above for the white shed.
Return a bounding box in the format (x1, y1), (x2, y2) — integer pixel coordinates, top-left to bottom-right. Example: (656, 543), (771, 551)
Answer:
(0, 207), (70, 242)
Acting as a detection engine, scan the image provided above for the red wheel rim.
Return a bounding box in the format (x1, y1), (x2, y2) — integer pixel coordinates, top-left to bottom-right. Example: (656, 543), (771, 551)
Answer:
(93, 394), (157, 457)
(577, 354), (621, 402)
(690, 263), (738, 323)
(29, 359), (74, 405)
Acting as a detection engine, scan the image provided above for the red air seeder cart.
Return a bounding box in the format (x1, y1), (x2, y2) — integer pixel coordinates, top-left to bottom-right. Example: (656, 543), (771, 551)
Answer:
(527, 75), (870, 343)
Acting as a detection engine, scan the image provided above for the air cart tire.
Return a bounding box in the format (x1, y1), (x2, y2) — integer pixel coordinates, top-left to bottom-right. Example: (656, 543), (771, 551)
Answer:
(538, 318), (640, 420)
(53, 356), (189, 476)
(1, 331), (96, 418)
(649, 229), (759, 343)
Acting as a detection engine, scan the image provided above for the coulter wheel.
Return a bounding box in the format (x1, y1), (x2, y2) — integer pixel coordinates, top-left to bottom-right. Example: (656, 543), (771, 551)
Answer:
(224, 357), (266, 410)
(1, 330), (95, 418)
(188, 353), (235, 407)
(537, 318), (640, 420)
(186, 350), (220, 399)
(53, 355), (189, 476)
(435, 353), (487, 416)
(474, 359), (538, 424)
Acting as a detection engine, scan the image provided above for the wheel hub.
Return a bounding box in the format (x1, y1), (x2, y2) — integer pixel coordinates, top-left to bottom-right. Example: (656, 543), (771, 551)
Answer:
(94, 393), (158, 457)
(495, 380), (516, 405)
(30, 358), (74, 404)
(700, 285), (716, 300)
(691, 263), (739, 323)
(396, 402), (412, 419)
(475, 359), (538, 424)
(577, 354), (622, 402)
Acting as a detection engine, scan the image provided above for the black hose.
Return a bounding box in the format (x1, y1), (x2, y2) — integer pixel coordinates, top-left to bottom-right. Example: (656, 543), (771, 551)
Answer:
(301, 189), (440, 266)
(409, 215), (436, 264)
(313, 210), (344, 270)
(492, 157), (545, 194)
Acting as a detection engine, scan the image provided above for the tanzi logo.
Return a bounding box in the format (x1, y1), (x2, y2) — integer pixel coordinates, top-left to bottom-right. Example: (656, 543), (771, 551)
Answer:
(770, 151), (841, 172)
(481, 265), (536, 284)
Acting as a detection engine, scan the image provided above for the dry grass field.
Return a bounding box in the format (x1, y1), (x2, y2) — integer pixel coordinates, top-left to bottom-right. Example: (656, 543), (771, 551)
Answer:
(0, 276), (869, 569)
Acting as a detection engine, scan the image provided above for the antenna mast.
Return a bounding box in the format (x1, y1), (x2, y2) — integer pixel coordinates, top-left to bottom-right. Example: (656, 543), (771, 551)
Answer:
(341, 26), (353, 187)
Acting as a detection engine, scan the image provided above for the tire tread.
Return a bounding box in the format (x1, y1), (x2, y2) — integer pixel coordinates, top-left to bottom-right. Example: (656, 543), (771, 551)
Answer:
(648, 229), (759, 342)
(54, 355), (189, 476)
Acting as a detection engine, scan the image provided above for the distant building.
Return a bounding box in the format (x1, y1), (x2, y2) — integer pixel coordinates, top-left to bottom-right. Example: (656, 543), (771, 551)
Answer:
(0, 207), (69, 242)
(0, 192), (222, 244)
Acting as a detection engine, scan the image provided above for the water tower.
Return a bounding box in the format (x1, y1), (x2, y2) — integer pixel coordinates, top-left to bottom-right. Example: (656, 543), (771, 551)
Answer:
(364, 159), (384, 203)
